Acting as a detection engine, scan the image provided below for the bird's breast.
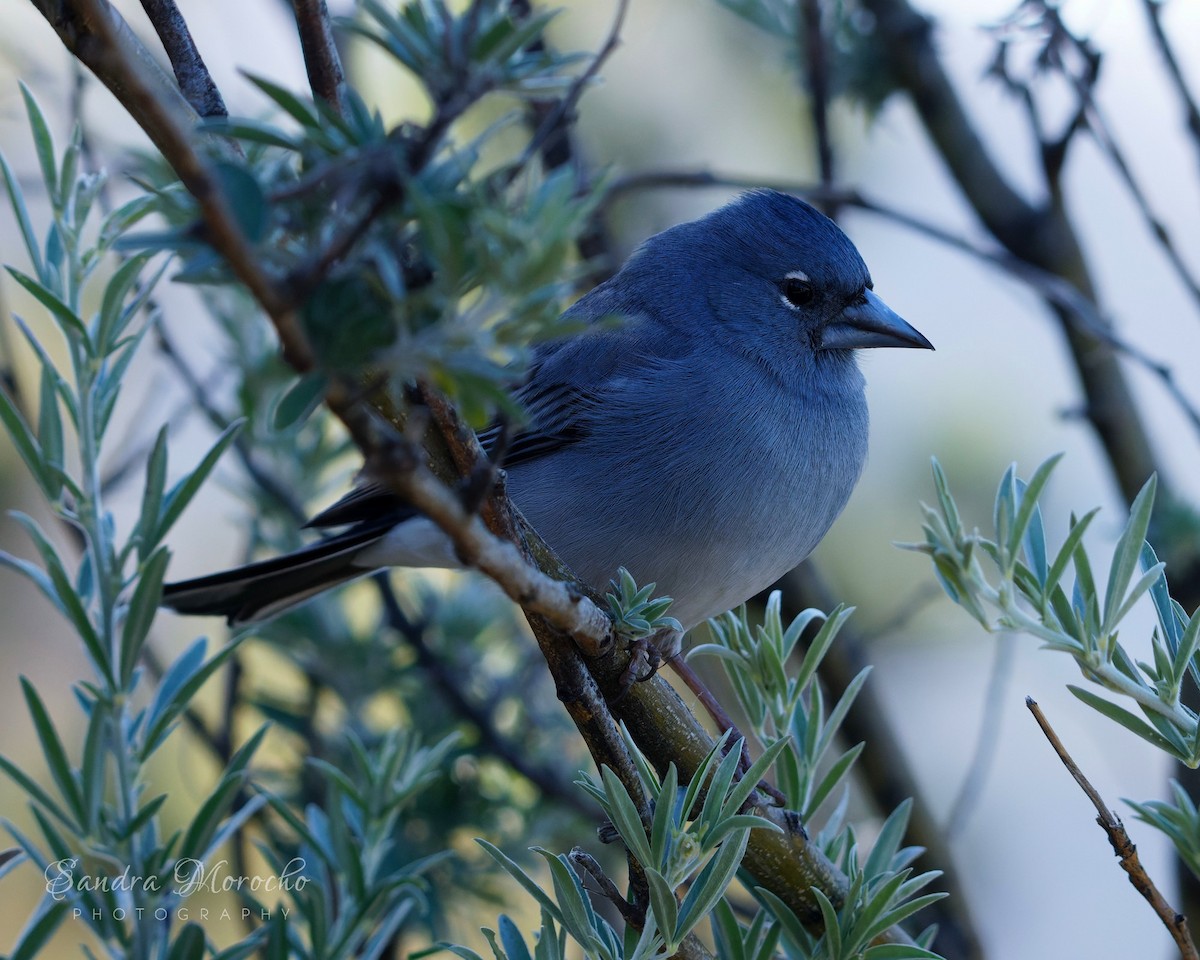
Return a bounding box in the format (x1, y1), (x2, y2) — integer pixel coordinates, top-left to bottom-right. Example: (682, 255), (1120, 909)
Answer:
(505, 359), (869, 628)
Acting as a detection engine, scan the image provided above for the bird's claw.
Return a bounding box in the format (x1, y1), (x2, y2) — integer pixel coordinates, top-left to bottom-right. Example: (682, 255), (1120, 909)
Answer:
(611, 625), (684, 702)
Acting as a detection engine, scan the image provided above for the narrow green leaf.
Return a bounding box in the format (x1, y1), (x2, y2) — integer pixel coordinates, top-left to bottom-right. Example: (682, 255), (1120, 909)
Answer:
(20, 678), (84, 829)
(1008, 454), (1062, 574)
(806, 743), (866, 820)
(138, 425), (169, 561)
(118, 545), (170, 687)
(0, 386), (51, 496)
(864, 798), (913, 879)
(79, 699), (108, 832)
(793, 605), (852, 699)
(273, 373), (329, 430)
(476, 840), (563, 925)
(244, 73), (322, 129)
(6, 268), (90, 345)
(721, 736), (791, 819)
(35, 366), (63, 501)
(1103, 474), (1157, 634)
(153, 419), (244, 543)
(96, 253), (152, 353)
(0, 151), (44, 279)
(19, 83), (58, 204)
(650, 764), (677, 869)
(0, 754), (73, 827)
(10, 898), (69, 960)
(676, 829), (750, 937)
(167, 923), (207, 960)
(709, 899), (745, 960)
(1067, 685), (1187, 759)
(600, 766), (652, 867)
(644, 869), (679, 946)
(140, 636), (246, 758)
(1110, 563), (1166, 634)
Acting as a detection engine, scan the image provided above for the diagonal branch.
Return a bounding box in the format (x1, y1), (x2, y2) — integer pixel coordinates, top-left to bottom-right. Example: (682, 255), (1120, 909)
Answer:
(861, 0), (1167, 515)
(1140, 0), (1200, 177)
(36, 0), (911, 941)
(291, 0), (346, 113)
(138, 0), (227, 117)
(1027, 697), (1199, 960)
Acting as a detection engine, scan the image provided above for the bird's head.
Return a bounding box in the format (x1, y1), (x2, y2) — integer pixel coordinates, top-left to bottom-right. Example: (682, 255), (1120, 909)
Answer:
(634, 190), (932, 374)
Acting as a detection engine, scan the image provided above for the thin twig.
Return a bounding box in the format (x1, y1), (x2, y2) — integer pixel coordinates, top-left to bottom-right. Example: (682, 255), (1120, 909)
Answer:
(511, 0), (629, 176)
(374, 576), (591, 815)
(1139, 0), (1200, 178)
(138, 0), (227, 118)
(1026, 696), (1199, 960)
(291, 0), (346, 113)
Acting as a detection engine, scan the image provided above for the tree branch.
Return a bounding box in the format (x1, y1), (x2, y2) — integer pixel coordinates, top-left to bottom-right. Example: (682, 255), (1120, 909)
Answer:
(860, 0), (1166, 514)
(1027, 697), (1199, 960)
(138, 0), (227, 117)
(290, 0), (346, 113)
(36, 1), (916, 940)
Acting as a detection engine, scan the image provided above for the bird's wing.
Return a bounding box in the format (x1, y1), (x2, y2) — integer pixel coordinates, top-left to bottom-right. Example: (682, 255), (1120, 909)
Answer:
(307, 313), (683, 530)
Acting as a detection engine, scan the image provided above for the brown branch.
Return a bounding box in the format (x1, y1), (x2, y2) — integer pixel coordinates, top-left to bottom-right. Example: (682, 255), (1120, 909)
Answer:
(1026, 697), (1199, 960)
(31, 0), (201, 162)
(138, 0), (227, 118)
(37, 1), (909, 942)
(291, 0), (346, 113)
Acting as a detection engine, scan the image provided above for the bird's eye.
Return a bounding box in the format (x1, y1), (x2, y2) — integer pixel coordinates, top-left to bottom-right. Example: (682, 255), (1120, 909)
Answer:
(780, 277), (815, 308)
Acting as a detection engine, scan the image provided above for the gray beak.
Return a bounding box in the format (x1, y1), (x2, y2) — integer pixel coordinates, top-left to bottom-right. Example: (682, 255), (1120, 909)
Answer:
(819, 289), (934, 351)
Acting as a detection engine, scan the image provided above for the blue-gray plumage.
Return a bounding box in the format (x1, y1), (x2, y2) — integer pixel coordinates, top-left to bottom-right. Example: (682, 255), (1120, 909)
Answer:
(162, 190), (932, 628)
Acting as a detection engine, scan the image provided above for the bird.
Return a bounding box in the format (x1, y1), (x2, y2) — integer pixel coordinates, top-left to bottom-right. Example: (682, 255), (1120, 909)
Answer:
(162, 190), (932, 639)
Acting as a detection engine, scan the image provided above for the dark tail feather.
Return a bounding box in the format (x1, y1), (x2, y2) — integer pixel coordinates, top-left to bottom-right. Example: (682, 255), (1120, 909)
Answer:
(161, 523), (390, 624)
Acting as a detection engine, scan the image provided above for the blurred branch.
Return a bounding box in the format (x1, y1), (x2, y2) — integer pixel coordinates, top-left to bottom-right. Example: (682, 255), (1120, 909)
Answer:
(608, 169), (1200, 442)
(29, 0), (202, 159)
(512, 0), (629, 176)
(799, 0), (835, 213)
(945, 633), (1016, 840)
(1139, 0), (1200, 176)
(1027, 697), (1199, 960)
(138, 0), (227, 117)
(291, 0), (346, 112)
(374, 576), (594, 818)
(509, 0), (616, 283)
(861, 0), (1165, 515)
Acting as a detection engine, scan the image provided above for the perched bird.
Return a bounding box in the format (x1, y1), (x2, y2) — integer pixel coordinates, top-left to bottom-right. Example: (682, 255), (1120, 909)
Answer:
(163, 190), (932, 634)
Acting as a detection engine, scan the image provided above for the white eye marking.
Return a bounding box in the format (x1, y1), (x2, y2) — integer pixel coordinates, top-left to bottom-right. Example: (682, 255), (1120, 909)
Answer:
(785, 270), (810, 281)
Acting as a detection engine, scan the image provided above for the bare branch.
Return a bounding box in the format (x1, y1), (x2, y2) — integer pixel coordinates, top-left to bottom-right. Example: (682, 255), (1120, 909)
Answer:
(374, 577), (592, 814)
(1027, 697), (1199, 960)
(800, 0), (835, 205)
(512, 0), (629, 176)
(31, 0), (201, 160)
(862, 0), (1165, 513)
(291, 0), (346, 113)
(1140, 0), (1200, 176)
(138, 0), (227, 118)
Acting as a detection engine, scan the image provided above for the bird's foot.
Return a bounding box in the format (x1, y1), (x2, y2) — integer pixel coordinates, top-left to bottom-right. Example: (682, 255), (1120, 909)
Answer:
(611, 627), (683, 702)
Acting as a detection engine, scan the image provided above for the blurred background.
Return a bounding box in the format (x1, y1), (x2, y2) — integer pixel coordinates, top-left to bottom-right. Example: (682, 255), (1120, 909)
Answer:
(1, 0), (1199, 956)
